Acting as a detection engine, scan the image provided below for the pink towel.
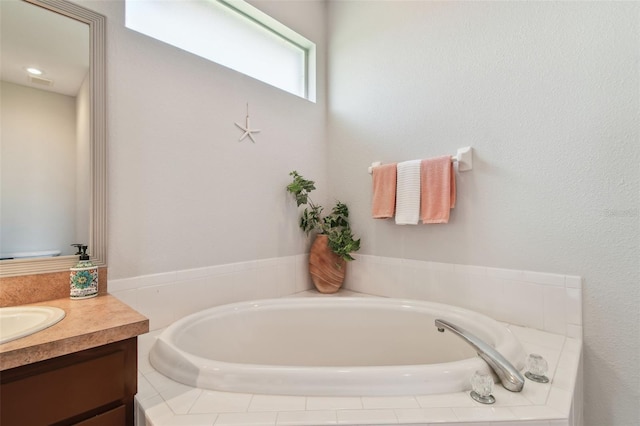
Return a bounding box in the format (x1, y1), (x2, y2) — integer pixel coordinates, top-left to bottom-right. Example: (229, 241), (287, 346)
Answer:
(371, 163), (397, 219)
(420, 155), (456, 223)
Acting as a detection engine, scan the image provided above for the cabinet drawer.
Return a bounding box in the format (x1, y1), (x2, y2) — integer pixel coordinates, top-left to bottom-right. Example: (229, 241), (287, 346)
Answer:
(1, 338), (137, 426)
(74, 405), (126, 426)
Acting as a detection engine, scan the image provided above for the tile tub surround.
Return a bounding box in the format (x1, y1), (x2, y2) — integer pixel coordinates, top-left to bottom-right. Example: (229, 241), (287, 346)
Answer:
(109, 254), (581, 339)
(136, 290), (583, 426)
(109, 255), (313, 331)
(345, 255), (583, 339)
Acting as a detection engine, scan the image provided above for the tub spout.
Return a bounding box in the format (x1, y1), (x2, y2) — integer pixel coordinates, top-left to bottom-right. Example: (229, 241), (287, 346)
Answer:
(435, 319), (525, 392)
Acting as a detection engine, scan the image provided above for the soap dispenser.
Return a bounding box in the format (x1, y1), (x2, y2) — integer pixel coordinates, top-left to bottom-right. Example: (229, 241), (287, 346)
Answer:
(70, 244), (98, 299)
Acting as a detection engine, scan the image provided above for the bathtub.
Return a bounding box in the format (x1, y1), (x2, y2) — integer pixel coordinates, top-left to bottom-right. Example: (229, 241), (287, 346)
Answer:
(0, 249), (61, 260)
(150, 297), (526, 396)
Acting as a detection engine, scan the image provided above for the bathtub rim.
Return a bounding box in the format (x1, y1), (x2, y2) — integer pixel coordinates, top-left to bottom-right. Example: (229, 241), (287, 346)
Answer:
(150, 297), (527, 396)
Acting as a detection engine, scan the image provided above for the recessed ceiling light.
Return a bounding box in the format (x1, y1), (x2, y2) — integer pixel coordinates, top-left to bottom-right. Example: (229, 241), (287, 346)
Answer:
(26, 67), (43, 75)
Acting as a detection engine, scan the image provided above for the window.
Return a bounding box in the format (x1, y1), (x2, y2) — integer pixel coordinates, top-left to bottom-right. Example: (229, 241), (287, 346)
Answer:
(125, 0), (316, 101)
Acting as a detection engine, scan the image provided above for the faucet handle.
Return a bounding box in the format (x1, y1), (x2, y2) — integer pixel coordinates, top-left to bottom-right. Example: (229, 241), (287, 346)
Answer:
(525, 353), (550, 383)
(470, 371), (496, 404)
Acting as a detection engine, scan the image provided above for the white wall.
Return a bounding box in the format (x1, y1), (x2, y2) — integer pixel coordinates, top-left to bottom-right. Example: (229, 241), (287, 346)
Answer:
(327, 2), (639, 426)
(77, 0), (328, 279)
(0, 81), (77, 256)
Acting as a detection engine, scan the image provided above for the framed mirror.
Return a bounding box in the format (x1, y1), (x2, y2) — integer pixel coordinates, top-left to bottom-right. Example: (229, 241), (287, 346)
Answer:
(0, 0), (106, 277)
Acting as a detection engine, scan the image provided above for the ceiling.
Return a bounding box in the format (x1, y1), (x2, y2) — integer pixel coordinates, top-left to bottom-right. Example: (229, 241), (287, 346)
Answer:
(1, 0), (89, 97)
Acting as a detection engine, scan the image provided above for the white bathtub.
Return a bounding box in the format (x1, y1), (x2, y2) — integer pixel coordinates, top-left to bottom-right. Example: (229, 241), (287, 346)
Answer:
(149, 297), (526, 396)
(0, 249), (61, 260)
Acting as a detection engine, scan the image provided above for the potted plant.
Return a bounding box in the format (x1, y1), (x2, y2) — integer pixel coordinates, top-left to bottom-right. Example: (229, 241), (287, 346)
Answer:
(287, 171), (361, 293)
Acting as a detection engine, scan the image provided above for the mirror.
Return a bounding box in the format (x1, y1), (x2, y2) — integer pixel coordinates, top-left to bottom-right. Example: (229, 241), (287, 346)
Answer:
(0, 0), (106, 277)
(1, 1), (89, 260)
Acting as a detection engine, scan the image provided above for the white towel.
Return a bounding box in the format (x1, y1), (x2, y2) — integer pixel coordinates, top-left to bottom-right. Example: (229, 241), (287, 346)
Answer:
(395, 160), (421, 225)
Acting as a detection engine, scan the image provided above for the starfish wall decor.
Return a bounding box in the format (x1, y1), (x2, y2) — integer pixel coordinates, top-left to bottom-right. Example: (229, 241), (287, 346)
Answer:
(234, 103), (261, 143)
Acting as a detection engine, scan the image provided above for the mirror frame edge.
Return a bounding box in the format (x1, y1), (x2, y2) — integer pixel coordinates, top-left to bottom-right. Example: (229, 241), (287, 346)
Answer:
(0, 0), (107, 278)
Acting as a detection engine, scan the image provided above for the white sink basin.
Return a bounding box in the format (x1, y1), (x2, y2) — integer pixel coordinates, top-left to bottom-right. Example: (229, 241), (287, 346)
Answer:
(0, 306), (66, 344)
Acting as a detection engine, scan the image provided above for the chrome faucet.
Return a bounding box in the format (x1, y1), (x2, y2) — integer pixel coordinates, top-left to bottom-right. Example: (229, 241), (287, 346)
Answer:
(435, 319), (525, 392)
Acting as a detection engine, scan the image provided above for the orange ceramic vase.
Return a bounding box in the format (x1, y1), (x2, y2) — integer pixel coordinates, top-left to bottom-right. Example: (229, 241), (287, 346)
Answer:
(308, 234), (346, 294)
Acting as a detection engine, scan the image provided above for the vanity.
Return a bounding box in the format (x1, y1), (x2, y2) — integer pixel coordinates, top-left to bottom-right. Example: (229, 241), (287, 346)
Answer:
(0, 295), (148, 426)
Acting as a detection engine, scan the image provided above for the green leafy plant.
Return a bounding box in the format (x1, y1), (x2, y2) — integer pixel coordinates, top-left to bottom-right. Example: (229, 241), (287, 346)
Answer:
(287, 171), (361, 262)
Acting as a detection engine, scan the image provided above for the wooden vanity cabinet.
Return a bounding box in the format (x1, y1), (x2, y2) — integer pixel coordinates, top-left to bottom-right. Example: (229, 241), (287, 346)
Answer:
(0, 338), (137, 426)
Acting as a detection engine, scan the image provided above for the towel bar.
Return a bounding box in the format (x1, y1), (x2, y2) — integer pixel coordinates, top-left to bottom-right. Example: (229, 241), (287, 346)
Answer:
(368, 146), (473, 174)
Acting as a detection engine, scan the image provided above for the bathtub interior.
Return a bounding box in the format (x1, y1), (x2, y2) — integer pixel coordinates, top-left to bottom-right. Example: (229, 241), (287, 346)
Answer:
(173, 304), (480, 366)
(164, 298), (518, 367)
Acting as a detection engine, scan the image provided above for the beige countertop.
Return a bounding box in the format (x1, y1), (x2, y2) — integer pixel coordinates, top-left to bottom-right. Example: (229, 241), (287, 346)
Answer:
(0, 294), (149, 370)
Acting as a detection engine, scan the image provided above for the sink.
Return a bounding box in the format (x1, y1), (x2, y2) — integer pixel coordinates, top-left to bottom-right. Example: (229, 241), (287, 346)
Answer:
(0, 306), (66, 344)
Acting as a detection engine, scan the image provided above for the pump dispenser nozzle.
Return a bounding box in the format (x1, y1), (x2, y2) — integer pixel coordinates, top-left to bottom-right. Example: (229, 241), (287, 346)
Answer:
(71, 244), (90, 260)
